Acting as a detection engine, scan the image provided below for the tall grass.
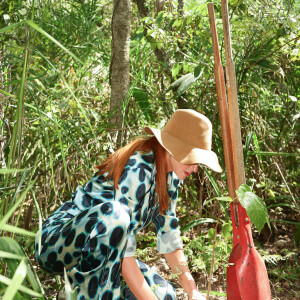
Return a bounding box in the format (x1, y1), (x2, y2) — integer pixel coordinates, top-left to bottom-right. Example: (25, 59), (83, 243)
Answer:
(0, 1), (110, 297)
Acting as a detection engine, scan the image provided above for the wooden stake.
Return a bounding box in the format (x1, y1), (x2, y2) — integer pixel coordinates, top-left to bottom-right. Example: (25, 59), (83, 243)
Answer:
(221, 0), (246, 188)
(207, 3), (235, 200)
(207, 3), (239, 227)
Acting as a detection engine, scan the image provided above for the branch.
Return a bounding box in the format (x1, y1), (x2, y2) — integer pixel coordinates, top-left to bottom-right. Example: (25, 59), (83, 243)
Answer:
(237, 34), (300, 74)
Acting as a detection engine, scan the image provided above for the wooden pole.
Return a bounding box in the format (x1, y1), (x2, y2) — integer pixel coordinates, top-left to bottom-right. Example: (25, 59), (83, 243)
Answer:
(207, 4), (239, 228)
(221, 0), (246, 188)
(208, 3), (272, 299)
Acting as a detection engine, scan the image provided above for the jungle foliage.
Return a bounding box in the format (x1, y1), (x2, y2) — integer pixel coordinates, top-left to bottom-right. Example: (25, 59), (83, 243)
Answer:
(0, 0), (299, 299)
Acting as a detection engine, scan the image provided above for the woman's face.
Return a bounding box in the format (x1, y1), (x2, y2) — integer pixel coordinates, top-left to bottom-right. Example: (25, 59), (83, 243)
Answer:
(167, 154), (199, 180)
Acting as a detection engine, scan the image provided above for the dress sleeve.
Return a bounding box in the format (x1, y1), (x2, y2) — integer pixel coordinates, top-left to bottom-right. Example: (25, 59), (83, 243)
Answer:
(114, 152), (155, 257)
(154, 179), (183, 254)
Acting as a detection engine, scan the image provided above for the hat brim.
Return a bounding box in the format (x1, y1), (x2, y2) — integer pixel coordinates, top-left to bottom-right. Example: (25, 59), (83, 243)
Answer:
(145, 126), (222, 173)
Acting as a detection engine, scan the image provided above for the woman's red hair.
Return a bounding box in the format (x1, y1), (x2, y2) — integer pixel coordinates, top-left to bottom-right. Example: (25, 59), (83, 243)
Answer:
(96, 136), (170, 213)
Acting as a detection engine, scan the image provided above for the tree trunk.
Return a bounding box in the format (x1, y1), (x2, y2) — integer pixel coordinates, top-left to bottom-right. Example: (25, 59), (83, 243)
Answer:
(156, 0), (165, 16)
(175, 0), (187, 109)
(110, 0), (131, 147)
(135, 0), (149, 18)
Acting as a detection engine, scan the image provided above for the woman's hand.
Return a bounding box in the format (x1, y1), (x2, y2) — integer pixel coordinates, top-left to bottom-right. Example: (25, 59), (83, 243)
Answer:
(164, 250), (207, 300)
(189, 289), (206, 300)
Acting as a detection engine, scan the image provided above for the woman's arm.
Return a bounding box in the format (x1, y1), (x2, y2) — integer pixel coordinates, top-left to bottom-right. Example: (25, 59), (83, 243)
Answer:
(121, 257), (158, 299)
(164, 249), (205, 300)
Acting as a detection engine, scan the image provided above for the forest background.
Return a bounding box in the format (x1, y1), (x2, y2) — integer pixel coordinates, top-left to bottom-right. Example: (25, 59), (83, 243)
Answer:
(0, 0), (299, 299)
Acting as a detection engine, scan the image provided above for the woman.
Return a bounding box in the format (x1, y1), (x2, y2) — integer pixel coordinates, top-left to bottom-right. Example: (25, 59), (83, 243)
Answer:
(35, 109), (222, 300)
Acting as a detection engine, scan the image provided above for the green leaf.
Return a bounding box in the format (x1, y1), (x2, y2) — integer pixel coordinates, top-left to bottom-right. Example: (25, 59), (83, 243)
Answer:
(205, 170), (221, 197)
(181, 218), (217, 233)
(0, 237), (26, 276)
(0, 251), (26, 260)
(0, 275), (42, 298)
(156, 11), (164, 26)
(0, 89), (15, 98)
(0, 180), (35, 229)
(207, 228), (215, 240)
(131, 31), (144, 41)
(172, 62), (180, 78)
(288, 95), (297, 102)
(252, 132), (260, 151)
(32, 190), (43, 256)
(221, 223), (233, 240)
(244, 131), (254, 165)
(0, 237), (43, 295)
(257, 59), (280, 71)
(64, 268), (77, 300)
(194, 65), (201, 78)
(247, 151), (300, 157)
(236, 184), (270, 233)
(216, 196), (233, 202)
(0, 224), (36, 237)
(3, 259), (27, 300)
(132, 88), (153, 121)
(169, 72), (202, 96)
(25, 20), (83, 65)
(0, 21), (23, 34)
(0, 168), (25, 174)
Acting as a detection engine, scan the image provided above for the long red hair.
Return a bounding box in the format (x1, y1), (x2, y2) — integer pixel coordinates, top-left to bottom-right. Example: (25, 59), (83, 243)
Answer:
(96, 136), (170, 213)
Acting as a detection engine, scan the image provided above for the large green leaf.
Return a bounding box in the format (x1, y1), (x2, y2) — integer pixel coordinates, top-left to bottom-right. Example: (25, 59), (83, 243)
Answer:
(256, 59), (280, 72)
(168, 71), (201, 96)
(0, 275), (42, 298)
(3, 259), (27, 300)
(0, 224), (36, 237)
(0, 251), (25, 260)
(0, 237), (43, 296)
(132, 87), (153, 121)
(236, 184), (270, 233)
(0, 238), (25, 278)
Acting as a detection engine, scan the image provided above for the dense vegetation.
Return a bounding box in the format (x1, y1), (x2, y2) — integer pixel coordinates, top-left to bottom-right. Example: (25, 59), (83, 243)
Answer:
(0, 0), (299, 299)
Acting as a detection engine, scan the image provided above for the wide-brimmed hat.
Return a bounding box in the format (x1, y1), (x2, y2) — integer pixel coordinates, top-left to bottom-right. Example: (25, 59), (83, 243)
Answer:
(145, 109), (222, 173)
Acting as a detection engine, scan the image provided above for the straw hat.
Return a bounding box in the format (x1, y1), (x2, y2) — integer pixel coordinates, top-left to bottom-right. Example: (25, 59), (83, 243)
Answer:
(145, 109), (222, 173)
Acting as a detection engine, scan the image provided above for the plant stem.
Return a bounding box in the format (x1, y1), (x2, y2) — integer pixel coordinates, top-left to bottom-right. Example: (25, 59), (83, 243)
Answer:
(274, 162), (299, 211)
(206, 211), (221, 300)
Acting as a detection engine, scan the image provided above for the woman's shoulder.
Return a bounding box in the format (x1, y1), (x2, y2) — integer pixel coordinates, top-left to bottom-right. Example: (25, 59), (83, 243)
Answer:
(126, 150), (156, 170)
(118, 150), (156, 187)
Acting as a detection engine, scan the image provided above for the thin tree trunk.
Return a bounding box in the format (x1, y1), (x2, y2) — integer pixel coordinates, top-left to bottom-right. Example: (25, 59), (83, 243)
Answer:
(156, 0), (165, 16)
(175, 0), (187, 109)
(135, 0), (149, 18)
(178, 0), (184, 16)
(110, 0), (131, 147)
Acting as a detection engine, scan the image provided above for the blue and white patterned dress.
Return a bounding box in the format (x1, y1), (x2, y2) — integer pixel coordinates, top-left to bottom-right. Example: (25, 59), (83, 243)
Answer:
(35, 151), (183, 300)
